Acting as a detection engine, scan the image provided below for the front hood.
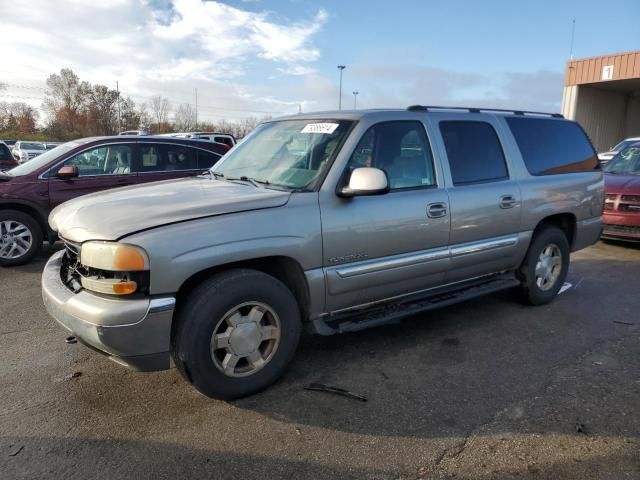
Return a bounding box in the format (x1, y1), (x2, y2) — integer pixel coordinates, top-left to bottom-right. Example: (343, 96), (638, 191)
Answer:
(605, 174), (640, 195)
(50, 176), (291, 242)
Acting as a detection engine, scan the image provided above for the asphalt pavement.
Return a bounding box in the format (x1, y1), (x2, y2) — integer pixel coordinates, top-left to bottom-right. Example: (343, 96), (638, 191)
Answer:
(1, 241), (639, 479)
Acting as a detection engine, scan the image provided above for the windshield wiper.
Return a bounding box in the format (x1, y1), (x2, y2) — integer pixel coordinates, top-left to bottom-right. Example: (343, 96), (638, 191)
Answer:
(226, 175), (269, 188)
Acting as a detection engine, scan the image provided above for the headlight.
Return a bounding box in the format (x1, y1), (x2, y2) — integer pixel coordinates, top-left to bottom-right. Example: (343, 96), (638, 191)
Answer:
(81, 241), (149, 271)
(79, 242), (149, 296)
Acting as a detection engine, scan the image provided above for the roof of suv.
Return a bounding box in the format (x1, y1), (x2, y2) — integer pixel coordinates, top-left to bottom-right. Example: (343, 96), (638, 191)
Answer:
(277, 106), (564, 122)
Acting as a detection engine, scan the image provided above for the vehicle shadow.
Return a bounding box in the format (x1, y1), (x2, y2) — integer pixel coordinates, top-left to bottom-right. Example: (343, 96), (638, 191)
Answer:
(230, 253), (640, 440)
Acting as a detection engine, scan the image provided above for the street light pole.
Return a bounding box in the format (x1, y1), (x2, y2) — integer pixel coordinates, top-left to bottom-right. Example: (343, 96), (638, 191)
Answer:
(337, 65), (346, 110)
(353, 91), (359, 110)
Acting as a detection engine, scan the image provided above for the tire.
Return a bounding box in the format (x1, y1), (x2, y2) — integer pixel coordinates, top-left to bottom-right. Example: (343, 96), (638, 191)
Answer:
(172, 269), (302, 400)
(0, 210), (43, 267)
(517, 226), (570, 306)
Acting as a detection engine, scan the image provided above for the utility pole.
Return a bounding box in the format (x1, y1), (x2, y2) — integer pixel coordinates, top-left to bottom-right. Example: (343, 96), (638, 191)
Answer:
(353, 91), (359, 110)
(337, 65), (346, 110)
(195, 88), (198, 131)
(569, 17), (576, 60)
(116, 80), (121, 133)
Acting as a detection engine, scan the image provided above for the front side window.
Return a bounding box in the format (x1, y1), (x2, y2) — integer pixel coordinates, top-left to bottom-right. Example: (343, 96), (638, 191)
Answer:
(440, 121), (508, 185)
(138, 144), (198, 172)
(213, 119), (353, 191)
(346, 121), (436, 189)
(52, 144), (133, 177)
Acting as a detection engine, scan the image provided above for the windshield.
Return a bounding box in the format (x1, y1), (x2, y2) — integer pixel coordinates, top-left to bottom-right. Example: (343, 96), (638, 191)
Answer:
(7, 142), (80, 176)
(20, 142), (45, 150)
(603, 146), (640, 175)
(212, 119), (353, 191)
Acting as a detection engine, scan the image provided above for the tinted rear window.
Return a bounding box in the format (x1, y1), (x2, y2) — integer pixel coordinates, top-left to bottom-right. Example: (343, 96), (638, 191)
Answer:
(440, 121), (508, 185)
(506, 117), (599, 175)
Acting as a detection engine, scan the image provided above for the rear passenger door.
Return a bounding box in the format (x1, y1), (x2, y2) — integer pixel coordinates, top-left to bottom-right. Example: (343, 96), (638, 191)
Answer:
(135, 143), (220, 184)
(433, 117), (523, 283)
(48, 143), (137, 208)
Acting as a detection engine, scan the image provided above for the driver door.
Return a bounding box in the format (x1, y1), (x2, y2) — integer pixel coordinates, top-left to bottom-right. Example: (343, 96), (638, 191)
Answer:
(48, 143), (137, 209)
(320, 120), (451, 312)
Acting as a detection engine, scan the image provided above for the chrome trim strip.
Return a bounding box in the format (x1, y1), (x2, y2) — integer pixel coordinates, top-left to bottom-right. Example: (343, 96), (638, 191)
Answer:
(148, 297), (176, 314)
(450, 235), (518, 257)
(334, 234), (518, 279)
(335, 247), (449, 278)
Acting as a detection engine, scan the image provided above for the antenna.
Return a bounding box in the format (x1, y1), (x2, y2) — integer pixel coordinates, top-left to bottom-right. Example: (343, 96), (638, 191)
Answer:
(569, 17), (576, 60)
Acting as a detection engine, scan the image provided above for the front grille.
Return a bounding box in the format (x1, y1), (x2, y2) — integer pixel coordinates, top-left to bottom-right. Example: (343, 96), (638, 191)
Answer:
(603, 224), (640, 234)
(619, 204), (640, 213)
(621, 195), (640, 202)
(605, 194), (619, 201)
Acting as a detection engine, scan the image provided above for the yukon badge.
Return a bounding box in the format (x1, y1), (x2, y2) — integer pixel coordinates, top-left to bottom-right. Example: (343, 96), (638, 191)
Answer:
(328, 252), (369, 264)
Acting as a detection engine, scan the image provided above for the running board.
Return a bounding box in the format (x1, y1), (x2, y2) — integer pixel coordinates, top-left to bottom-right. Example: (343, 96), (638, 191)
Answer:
(311, 275), (520, 335)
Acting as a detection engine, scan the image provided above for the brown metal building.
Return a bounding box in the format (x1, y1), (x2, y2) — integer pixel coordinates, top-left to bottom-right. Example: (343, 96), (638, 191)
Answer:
(561, 50), (640, 151)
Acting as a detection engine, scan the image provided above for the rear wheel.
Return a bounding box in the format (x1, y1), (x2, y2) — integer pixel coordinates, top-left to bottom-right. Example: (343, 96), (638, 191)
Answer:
(172, 269), (302, 399)
(0, 210), (42, 266)
(517, 226), (570, 305)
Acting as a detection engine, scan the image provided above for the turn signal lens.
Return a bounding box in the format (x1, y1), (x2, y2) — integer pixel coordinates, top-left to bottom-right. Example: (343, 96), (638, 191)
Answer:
(80, 242), (149, 271)
(81, 277), (138, 295)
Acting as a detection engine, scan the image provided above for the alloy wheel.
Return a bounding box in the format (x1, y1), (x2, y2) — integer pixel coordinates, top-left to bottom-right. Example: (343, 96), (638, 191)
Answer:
(0, 220), (33, 260)
(210, 302), (281, 378)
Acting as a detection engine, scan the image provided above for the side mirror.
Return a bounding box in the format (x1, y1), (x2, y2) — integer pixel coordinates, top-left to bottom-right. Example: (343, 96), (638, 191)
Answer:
(56, 165), (79, 179)
(339, 167), (389, 197)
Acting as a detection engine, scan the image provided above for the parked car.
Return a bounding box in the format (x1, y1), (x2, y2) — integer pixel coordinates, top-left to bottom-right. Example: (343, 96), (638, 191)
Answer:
(602, 143), (640, 241)
(0, 136), (227, 265)
(159, 132), (236, 148)
(2, 140), (17, 148)
(44, 142), (62, 150)
(12, 141), (46, 163)
(119, 130), (150, 136)
(42, 107), (603, 399)
(598, 137), (640, 164)
(0, 142), (19, 170)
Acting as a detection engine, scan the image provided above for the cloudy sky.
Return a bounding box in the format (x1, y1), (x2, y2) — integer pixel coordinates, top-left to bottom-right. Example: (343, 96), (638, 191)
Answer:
(1, 0), (639, 123)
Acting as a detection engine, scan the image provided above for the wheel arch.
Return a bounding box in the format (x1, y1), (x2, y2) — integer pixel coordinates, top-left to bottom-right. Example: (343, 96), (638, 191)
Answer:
(0, 201), (51, 242)
(174, 255), (311, 324)
(533, 212), (577, 249)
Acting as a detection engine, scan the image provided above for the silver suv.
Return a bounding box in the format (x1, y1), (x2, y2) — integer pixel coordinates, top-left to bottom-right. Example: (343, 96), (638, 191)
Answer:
(42, 106), (604, 399)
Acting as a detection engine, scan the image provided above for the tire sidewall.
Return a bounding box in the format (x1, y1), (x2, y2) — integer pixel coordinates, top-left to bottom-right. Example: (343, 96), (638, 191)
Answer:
(175, 269), (301, 399)
(0, 210), (43, 266)
(521, 227), (570, 305)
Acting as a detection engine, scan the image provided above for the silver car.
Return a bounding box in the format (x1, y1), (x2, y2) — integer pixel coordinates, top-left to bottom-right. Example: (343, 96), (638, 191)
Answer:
(42, 106), (604, 399)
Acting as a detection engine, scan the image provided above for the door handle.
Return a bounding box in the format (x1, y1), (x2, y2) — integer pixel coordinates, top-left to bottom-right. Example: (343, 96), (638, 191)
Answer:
(427, 202), (448, 218)
(499, 195), (517, 209)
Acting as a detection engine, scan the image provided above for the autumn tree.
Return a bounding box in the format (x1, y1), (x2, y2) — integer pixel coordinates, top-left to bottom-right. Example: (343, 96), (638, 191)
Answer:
(173, 103), (196, 131)
(149, 95), (171, 133)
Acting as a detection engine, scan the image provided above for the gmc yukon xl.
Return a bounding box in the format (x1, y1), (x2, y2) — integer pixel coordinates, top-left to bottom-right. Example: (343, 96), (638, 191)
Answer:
(42, 106), (603, 399)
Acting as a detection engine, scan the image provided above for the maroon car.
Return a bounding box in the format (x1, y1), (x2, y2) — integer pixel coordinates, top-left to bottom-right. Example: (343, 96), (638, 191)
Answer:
(0, 136), (227, 265)
(0, 142), (19, 171)
(602, 143), (640, 242)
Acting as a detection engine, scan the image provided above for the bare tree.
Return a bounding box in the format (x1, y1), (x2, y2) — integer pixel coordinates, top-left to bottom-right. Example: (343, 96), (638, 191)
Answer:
(173, 103), (196, 131)
(149, 95), (171, 133)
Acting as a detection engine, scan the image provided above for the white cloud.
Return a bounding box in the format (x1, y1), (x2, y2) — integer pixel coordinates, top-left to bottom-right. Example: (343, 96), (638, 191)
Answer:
(0, 0), (328, 121)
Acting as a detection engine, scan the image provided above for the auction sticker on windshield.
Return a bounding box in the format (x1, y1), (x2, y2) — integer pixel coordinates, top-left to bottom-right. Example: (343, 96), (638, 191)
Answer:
(301, 123), (339, 134)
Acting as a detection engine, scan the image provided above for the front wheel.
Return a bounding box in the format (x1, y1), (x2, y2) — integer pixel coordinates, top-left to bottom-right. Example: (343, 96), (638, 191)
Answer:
(172, 269), (302, 399)
(517, 226), (570, 305)
(0, 210), (43, 266)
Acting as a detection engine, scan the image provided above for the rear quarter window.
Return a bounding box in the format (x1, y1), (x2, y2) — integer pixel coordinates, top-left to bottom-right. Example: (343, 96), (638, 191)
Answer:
(506, 117), (599, 175)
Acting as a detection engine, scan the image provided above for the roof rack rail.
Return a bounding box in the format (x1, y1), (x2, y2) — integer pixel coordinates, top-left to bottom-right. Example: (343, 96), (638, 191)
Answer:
(407, 105), (564, 118)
